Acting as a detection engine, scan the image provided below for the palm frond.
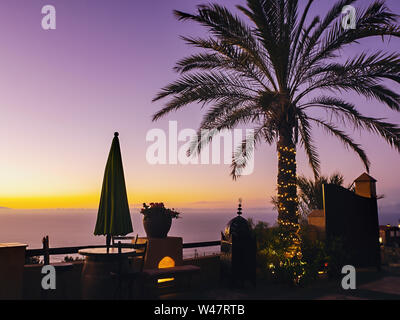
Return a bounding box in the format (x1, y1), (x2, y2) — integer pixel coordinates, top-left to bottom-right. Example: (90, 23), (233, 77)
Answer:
(187, 102), (262, 157)
(299, 51), (400, 89)
(309, 117), (371, 172)
(288, 0), (315, 81)
(296, 112), (321, 178)
(230, 126), (264, 179)
(300, 96), (400, 152)
(152, 72), (258, 121)
(293, 0), (400, 91)
(175, 4), (277, 90)
(294, 67), (400, 111)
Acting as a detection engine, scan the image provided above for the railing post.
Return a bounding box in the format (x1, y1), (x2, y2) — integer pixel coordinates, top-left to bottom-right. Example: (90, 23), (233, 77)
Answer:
(118, 241), (122, 254)
(42, 235), (50, 265)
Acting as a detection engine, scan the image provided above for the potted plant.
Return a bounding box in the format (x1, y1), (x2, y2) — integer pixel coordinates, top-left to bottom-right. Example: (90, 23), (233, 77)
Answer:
(140, 202), (181, 238)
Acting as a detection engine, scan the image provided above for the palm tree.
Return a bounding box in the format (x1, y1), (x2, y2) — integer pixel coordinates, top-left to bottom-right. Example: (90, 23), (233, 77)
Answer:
(152, 0), (400, 245)
(297, 172), (345, 216)
(271, 172), (345, 217)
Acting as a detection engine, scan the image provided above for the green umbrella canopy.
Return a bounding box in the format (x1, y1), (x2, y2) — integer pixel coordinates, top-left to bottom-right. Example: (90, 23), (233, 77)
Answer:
(94, 132), (133, 238)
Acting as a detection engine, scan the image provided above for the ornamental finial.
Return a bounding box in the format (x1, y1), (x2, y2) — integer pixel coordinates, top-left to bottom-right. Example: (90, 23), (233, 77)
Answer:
(237, 198), (242, 216)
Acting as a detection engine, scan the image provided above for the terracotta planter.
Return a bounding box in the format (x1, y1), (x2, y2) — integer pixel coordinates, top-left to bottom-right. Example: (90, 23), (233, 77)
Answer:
(143, 213), (172, 238)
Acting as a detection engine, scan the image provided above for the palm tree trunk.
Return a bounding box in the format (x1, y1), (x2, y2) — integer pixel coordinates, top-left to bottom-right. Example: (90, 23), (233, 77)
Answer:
(277, 132), (299, 246)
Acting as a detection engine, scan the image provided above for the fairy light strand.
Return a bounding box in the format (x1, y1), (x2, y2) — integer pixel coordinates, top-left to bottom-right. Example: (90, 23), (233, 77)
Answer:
(277, 145), (300, 245)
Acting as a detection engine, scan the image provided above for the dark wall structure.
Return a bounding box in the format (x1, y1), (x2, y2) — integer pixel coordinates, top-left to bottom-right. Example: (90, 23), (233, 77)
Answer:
(221, 213), (256, 287)
(323, 184), (381, 268)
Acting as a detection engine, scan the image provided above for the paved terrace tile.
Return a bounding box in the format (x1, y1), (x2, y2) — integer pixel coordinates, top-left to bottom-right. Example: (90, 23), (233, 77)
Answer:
(161, 266), (400, 300)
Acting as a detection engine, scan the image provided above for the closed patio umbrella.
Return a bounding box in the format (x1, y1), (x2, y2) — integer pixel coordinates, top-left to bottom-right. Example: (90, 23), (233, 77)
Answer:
(94, 132), (133, 252)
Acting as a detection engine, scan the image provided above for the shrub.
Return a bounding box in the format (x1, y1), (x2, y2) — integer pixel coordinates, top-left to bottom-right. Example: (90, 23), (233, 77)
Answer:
(63, 255), (84, 262)
(25, 256), (42, 265)
(140, 202), (181, 219)
(325, 236), (351, 278)
(249, 219), (328, 286)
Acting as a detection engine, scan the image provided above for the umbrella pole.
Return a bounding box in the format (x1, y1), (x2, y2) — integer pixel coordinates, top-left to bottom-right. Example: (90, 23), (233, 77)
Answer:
(106, 234), (111, 254)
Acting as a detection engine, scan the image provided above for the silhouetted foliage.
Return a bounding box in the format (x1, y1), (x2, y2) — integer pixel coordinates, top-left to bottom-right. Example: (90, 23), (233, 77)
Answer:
(140, 203), (181, 219)
(299, 223), (327, 280)
(297, 173), (344, 212)
(325, 236), (353, 278)
(249, 218), (349, 285)
(248, 219), (307, 285)
(272, 172), (346, 217)
(25, 256), (42, 265)
(63, 255), (84, 262)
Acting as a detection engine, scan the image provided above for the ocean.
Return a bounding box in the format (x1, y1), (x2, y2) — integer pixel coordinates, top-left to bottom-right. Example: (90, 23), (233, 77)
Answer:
(0, 208), (276, 262)
(1, 207), (397, 263)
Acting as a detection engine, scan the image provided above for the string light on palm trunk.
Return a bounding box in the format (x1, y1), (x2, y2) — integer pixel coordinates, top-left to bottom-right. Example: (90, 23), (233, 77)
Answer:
(277, 144), (300, 243)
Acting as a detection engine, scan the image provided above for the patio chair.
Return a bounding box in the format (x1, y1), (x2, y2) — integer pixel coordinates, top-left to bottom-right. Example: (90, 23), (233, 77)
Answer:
(110, 240), (148, 299)
(111, 234), (138, 246)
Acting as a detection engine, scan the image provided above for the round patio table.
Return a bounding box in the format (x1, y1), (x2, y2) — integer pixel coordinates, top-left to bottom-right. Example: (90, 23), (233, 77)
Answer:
(79, 247), (136, 300)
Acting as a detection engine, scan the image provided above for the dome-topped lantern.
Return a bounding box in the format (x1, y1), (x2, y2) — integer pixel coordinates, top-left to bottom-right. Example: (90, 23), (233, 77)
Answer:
(221, 199), (256, 287)
(223, 198), (252, 242)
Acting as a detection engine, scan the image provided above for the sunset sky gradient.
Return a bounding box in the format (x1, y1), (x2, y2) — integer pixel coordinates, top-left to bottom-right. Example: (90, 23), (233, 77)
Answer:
(0, 0), (400, 219)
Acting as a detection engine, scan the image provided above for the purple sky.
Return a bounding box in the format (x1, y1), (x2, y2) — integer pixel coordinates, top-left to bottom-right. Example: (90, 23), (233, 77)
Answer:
(0, 0), (399, 223)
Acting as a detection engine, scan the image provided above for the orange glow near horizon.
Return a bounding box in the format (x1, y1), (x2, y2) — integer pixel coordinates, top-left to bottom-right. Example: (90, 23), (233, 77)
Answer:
(0, 194), (100, 210)
(0, 176), (275, 210)
(0, 192), (272, 210)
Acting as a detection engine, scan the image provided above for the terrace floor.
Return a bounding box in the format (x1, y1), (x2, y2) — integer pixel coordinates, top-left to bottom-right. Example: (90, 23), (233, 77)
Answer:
(161, 266), (400, 300)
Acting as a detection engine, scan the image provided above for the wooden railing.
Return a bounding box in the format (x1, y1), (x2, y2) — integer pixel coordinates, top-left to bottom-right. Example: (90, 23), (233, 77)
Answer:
(183, 240), (221, 249)
(25, 239), (221, 260)
(26, 245), (108, 258)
